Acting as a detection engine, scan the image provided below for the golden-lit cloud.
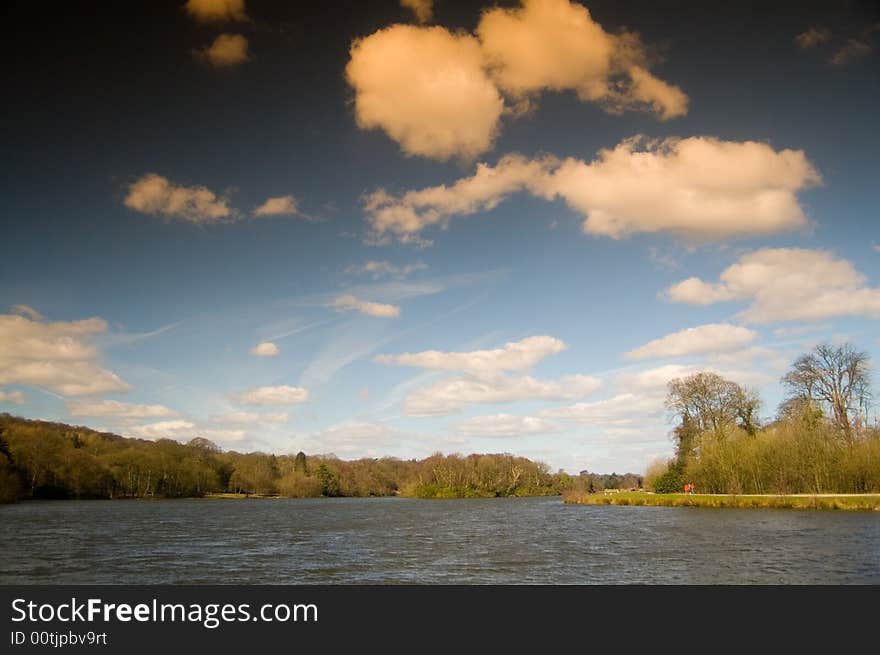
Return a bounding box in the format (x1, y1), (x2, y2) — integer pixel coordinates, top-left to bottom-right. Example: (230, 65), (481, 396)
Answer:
(9, 304), (43, 321)
(365, 136), (820, 242)
(330, 295), (401, 318)
(830, 38), (873, 66)
(185, 0), (248, 23)
(345, 260), (427, 279)
(124, 173), (233, 224)
(196, 34), (250, 68)
(346, 0), (688, 159)
(346, 25), (504, 161)
(478, 0), (687, 118)
(249, 341), (279, 357)
(401, 0), (433, 24)
(795, 26), (831, 49)
(0, 390), (25, 405)
(0, 314), (129, 396)
(664, 248), (880, 323)
(253, 195), (298, 217)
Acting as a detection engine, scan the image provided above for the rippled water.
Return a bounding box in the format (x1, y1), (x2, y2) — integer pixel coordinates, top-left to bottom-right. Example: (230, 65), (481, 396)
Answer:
(1, 496), (878, 584)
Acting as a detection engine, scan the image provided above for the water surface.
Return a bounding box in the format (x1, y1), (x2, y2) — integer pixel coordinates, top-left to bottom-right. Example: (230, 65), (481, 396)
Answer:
(2, 496), (877, 584)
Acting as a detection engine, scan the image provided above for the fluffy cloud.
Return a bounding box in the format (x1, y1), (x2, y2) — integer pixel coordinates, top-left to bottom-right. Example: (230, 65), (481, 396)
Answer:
(625, 323), (758, 360)
(0, 390), (25, 405)
(347, 0), (688, 159)
(401, 0), (433, 24)
(234, 385), (309, 405)
(365, 137), (819, 241)
(331, 295), (401, 318)
(455, 414), (559, 437)
(830, 38), (872, 66)
(185, 0), (248, 23)
(364, 154), (554, 238)
(795, 27), (831, 49)
(544, 137), (820, 239)
(478, 0), (687, 118)
(253, 195), (298, 217)
(295, 422), (414, 458)
(345, 260), (427, 279)
(0, 314), (129, 396)
(196, 34), (250, 68)
(127, 420), (195, 441)
(542, 392), (664, 423)
(67, 400), (178, 419)
(124, 174), (233, 224)
(210, 411), (288, 425)
(250, 341), (279, 357)
(405, 373), (601, 416)
(346, 25), (504, 160)
(9, 305), (43, 321)
(664, 248), (880, 323)
(375, 336), (566, 373)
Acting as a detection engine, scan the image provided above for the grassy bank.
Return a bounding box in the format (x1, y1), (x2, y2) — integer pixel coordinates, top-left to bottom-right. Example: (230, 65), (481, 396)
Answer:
(563, 490), (880, 511)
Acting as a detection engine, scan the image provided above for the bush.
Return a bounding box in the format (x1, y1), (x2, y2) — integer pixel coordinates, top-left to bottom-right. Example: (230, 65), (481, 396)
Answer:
(653, 468), (685, 494)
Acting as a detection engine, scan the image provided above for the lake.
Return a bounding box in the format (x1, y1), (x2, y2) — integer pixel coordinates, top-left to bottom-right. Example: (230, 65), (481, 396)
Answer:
(1, 496), (878, 584)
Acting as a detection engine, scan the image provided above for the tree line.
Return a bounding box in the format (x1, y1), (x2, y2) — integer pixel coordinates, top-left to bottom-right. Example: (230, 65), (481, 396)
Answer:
(0, 414), (612, 502)
(647, 342), (880, 494)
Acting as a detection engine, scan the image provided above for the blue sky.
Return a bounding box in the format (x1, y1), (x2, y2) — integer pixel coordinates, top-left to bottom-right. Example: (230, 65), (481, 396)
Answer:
(1, 0), (878, 472)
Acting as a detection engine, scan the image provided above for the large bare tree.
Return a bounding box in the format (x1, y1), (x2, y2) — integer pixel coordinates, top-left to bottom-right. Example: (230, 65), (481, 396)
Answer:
(782, 342), (871, 442)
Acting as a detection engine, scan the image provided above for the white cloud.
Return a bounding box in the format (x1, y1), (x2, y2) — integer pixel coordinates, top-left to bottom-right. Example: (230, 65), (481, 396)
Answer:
(330, 295), (401, 318)
(405, 373), (601, 416)
(196, 34), (250, 68)
(234, 385), (309, 406)
(67, 400), (178, 419)
(253, 195), (299, 217)
(542, 392), (664, 423)
(346, 25), (504, 160)
(0, 314), (129, 396)
(124, 174), (233, 224)
(185, 0), (248, 23)
(210, 411), (288, 425)
(664, 248), (880, 323)
(345, 260), (427, 279)
(625, 323), (758, 360)
(127, 420), (195, 441)
(365, 136), (819, 242)
(455, 413), (559, 437)
(0, 390), (25, 405)
(346, 0), (688, 160)
(9, 305), (43, 321)
(375, 335), (565, 373)
(401, 0), (433, 24)
(295, 422), (413, 458)
(250, 341), (279, 357)
(616, 363), (774, 392)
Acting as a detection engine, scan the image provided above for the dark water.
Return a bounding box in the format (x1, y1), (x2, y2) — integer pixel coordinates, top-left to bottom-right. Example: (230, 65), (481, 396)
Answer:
(1, 497), (878, 584)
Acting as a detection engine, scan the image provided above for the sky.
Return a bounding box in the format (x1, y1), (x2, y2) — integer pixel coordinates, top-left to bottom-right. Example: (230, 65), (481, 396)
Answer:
(1, 0), (878, 473)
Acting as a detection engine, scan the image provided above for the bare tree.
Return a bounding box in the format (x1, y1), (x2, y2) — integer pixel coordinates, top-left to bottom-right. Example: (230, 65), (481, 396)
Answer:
(782, 342), (871, 442)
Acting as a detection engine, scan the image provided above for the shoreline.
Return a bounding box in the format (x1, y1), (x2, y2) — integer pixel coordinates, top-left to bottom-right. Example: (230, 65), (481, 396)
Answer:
(563, 491), (880, 511)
